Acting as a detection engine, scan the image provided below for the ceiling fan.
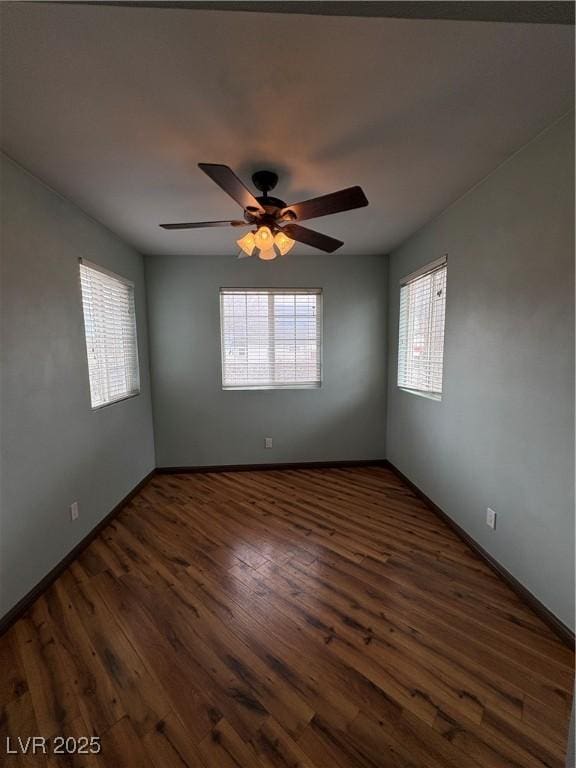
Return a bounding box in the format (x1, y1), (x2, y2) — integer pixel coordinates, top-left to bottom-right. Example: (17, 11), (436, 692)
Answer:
(159, 164), (369, 260)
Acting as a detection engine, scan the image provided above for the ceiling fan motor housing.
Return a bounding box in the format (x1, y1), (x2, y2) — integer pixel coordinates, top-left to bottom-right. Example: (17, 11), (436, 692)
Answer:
(248, 170), (295, 225)
(252, 170), (279, 193)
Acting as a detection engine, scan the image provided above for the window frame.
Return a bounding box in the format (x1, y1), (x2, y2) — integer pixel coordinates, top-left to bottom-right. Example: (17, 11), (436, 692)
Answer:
(397, 255), (447, 401)
(219, 287), (323, 391)
(78, 258), (141, 410)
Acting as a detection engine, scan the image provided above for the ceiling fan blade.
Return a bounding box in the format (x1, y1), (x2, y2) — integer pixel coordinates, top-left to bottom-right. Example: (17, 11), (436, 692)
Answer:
(282, 186), (368, 222)
(198, 163), (264, 213)
(281, 223), (343, 253)
(159, 220), (248, 230)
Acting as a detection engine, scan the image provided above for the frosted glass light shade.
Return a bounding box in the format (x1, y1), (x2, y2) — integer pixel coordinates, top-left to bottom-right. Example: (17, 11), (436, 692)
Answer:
(236, 231), (256, 256)
(254, 226), (273, 251)
(258, 247), (277, 261)
(274, 231), (295, 256)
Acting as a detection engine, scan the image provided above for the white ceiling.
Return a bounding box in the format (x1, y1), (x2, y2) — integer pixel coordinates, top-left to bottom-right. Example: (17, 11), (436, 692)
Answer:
(1, 4), (573, 256)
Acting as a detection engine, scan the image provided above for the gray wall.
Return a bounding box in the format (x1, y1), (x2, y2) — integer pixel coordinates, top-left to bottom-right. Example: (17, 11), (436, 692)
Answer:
(0, 154), (155, 618)
(145, 254), (388, 468)
(386, 113), (575, 630)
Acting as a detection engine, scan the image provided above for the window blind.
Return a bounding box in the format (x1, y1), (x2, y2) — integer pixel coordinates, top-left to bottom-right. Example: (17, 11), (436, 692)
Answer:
(398, 257), (447, 396)
(220, 289), (322, 389)
(79, 259), (140, 408)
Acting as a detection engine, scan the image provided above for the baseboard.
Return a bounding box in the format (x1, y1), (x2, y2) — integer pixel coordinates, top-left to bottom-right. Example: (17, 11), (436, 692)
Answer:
(157, 459), (388, 474)
(0, 469), (156, 637)
(384, 460), (575, 649)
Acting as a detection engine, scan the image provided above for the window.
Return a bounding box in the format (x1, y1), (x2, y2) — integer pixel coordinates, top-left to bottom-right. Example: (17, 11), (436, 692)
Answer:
(79, 259), (140, 408)
(398, 256), (447, 398)
(220, 289), (322, 389)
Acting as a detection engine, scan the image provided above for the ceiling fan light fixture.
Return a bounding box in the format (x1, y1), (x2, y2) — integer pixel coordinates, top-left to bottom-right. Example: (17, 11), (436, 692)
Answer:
(274, 230), (295, 256)
(160, 164), (368, 257)
(236, 230), (256, 256)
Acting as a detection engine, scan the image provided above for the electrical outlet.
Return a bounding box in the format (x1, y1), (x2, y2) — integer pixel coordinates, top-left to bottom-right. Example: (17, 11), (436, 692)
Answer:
(70, 501), (79, 521)
(486, 507), (497, 530)
(265, 437), (273, 449)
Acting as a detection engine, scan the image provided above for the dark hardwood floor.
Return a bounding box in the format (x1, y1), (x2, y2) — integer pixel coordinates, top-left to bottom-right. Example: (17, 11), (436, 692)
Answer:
(1, 466), (573, 767)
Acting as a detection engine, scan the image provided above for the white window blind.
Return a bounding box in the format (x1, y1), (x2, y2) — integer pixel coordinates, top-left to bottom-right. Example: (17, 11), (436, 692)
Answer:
(220, 289), (322, 389)
(79, 259), (140, 408)
(398, 256), (447, 397)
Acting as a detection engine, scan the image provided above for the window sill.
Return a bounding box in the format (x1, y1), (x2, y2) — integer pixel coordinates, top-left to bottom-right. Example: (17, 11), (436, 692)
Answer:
(398, 387), (442, 402)
(223, 383), (321, 391)
(91, 391), (141, 410)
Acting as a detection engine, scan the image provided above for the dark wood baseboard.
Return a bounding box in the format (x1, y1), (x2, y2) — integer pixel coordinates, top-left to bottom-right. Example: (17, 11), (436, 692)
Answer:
(0, 469), (156, 637)
(384, 460), (575, 649)
(157, 459), (388, 474)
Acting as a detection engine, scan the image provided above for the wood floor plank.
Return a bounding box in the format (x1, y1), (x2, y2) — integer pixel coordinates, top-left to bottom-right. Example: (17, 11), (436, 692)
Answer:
(14, 603), (80, 739)
(98, 716), (155, 768)
(45, 713), (102, 768)
(113, 572), (272, 743)
(197, 718), (266, 768)
(251, 717), (319, 768)
(57, 572), (171, 737)
(0, 692), (48, 768)
(1, 467), (572, 768)
(255, 558), (485, 724)
(41, 580), (126, 736)
(92, 570), (227, 745)
(275, 553), (570, 712)
(142, 712), (210, 768)
(0, 627), (28, 707)
(178, 561), (361, 733)
(121, 570), (315, 740)
(279, 553), (570, 712)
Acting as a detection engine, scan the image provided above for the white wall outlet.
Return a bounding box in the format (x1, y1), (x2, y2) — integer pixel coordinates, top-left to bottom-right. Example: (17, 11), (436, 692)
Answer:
(70, 501), (80, 521)
(486, 507), (497, 530)
(265, 437), (273, 449)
